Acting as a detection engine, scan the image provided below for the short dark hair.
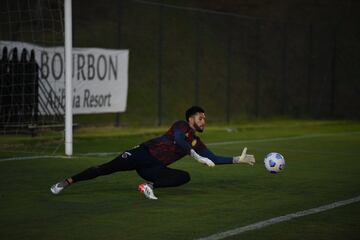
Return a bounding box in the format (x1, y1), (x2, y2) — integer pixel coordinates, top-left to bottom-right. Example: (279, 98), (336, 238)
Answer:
(185, 106), (205, 121)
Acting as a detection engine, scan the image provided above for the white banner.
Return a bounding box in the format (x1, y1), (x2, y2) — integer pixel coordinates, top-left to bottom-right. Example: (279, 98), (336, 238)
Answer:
(0, 41), (129, 114)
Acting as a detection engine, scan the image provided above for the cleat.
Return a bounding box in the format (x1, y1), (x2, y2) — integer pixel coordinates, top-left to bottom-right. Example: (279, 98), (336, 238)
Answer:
(50, 182), (64, 194)
(50, 180), (68, 194)
(138, 183), (158, 200)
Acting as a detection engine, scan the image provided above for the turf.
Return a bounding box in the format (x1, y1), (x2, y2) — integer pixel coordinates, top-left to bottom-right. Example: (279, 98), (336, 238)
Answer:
(0, 120), (360, 240)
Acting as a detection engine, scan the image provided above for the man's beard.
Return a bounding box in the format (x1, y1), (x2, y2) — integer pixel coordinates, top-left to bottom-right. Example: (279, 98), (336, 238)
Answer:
(194, 123), (204, 133)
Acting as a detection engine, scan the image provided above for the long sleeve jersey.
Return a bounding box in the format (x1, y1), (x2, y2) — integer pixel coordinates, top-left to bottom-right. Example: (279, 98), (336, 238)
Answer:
(142, 120), (233, 165)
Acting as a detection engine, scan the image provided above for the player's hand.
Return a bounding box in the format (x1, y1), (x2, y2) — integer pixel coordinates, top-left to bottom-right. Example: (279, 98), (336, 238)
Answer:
(190, 149), (215, 167)
(198, 156), (215, 167)
(233, 147), (255, 166)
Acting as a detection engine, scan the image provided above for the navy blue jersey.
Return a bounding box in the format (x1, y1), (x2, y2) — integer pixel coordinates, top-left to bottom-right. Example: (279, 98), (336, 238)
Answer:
(142, 120), (233, 165)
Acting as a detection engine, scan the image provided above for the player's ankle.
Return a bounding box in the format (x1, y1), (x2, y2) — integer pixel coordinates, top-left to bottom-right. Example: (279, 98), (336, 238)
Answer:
(66, 178), (74, 185)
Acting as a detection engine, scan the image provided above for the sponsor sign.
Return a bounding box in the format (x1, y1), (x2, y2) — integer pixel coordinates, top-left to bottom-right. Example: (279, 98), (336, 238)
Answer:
(0, 41), (129, 114)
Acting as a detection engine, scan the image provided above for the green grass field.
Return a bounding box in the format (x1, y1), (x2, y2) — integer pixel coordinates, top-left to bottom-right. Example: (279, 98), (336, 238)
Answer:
(1, 120), (360, 240)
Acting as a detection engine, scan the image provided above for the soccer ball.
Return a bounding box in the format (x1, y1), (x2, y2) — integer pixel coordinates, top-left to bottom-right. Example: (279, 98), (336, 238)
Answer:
(264, 152), (285, 173)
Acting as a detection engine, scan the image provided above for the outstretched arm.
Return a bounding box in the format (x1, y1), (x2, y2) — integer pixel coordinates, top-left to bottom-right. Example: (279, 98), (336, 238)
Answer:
(174, 128), (215, 167)
(198, 148), (233, 164)
(198, 146), (255, 166)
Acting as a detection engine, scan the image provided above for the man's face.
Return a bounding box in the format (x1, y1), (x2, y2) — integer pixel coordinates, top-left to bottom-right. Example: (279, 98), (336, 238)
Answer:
(189, 112), (206, 133)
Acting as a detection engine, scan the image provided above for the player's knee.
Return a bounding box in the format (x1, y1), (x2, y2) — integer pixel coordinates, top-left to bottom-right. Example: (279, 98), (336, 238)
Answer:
(181, 171), (191, 184)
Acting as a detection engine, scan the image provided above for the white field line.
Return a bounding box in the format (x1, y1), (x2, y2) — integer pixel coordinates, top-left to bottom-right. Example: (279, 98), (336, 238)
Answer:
(1, 131), (360, 162)
(0, 155), (69, 162)
(207, 131), (360, 146)
(77, 152), (120, 157)
(195, 195), (360, 240)
(0, 153), (119, 162)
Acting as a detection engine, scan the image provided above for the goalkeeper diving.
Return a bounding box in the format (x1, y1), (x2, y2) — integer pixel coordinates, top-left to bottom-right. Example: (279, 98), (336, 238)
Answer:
(50, 106), (256, 200)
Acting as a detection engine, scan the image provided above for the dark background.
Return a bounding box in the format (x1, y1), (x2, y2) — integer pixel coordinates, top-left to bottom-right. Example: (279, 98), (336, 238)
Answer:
(1, 0), (360, 126)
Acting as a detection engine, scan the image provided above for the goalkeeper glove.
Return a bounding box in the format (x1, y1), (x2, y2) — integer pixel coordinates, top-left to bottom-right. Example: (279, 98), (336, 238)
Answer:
(190, 149), (215, 167)
(233, 147), (255, 166)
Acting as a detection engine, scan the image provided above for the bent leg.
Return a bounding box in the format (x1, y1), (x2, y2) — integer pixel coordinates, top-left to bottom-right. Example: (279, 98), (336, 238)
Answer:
(136, 166), (190, 188)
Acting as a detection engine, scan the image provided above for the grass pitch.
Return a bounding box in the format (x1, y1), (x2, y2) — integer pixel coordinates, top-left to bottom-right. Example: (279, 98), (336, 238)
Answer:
(1, 120), (360, 240)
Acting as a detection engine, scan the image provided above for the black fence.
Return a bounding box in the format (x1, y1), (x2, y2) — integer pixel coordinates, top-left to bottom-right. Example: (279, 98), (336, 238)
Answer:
(0, 47), (39, 128)
(0, 46), (63, 133)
